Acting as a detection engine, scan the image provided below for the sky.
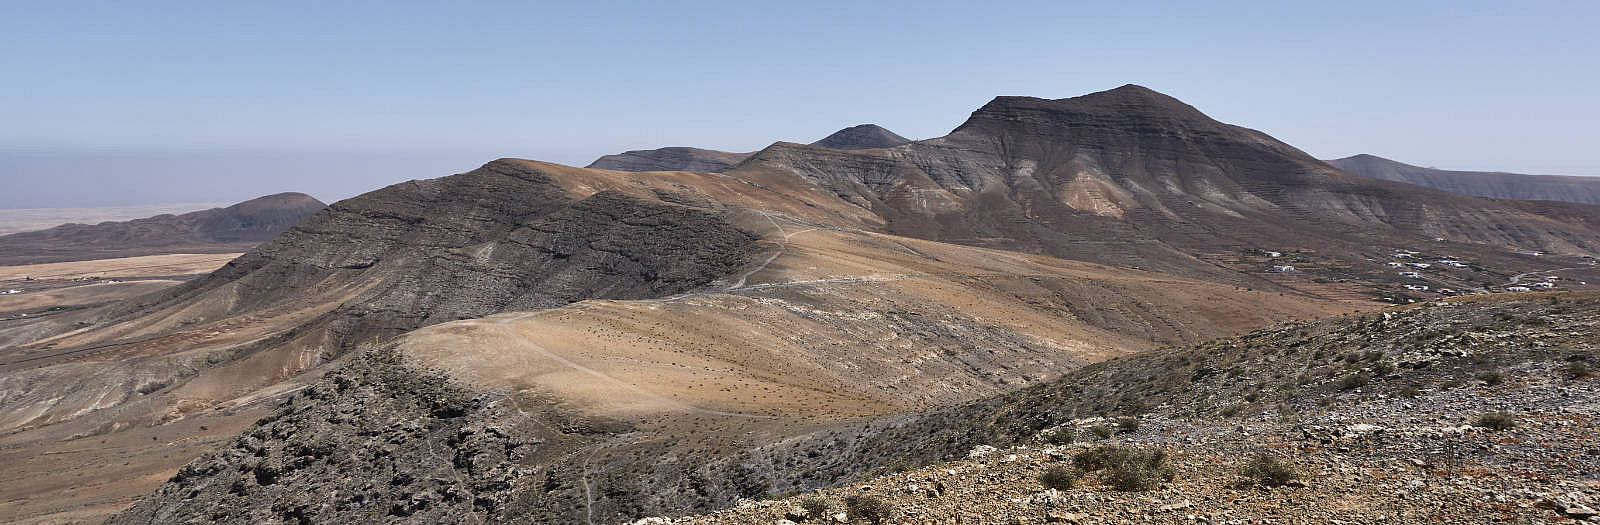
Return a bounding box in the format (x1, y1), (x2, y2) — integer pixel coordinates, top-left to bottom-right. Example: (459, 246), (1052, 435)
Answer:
(2, 1), (1598, 208)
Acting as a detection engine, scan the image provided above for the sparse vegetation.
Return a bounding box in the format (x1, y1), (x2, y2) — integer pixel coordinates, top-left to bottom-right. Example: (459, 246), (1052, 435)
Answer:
(1038, 465), (1080, 490)
(844, 494), (894, 524)
(1397, 384), (1422, 398)
(1565, 361), (1594, 380)
(1476, 371), (1505, 386)
(1472, 412), (1516, 431)
(1239, 453), (1298, 487)
(1089, 424), (1114, 440)
(1116, 417), (1140, 433)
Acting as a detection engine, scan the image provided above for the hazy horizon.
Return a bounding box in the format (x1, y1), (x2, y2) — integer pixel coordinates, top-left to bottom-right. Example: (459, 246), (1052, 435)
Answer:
(5, 1), (1598, 208)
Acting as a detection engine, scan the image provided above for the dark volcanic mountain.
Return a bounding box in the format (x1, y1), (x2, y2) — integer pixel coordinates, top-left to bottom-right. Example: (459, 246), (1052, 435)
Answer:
(585, 146), (752, 172)
(810, 123), (910, 150)
(584, 124), (910, 172)
(0, 192), (326, 265)
(1327, 153), (1600, 204)
(728, 85), (1600, 271)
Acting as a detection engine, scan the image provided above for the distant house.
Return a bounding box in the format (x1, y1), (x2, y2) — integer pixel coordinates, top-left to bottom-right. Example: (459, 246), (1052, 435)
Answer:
(1403, 284), (1430, 291)
(1394, 253), (1414, 258)
(1271, 265), (1295, 272)
(1408, 263), (1431, 269)
(1265, 251), (1282, 257)
(1532, 282), (1556, 288)
(1386, 262), (1405, 268)
(1506, 286), (1532, 292)
(1399, 271), (1422, 278)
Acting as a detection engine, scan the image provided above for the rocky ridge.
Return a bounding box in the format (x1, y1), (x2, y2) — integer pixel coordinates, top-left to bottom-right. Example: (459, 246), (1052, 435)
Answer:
(1329, 153), (1600, 205)
(0, 192), (326, 265)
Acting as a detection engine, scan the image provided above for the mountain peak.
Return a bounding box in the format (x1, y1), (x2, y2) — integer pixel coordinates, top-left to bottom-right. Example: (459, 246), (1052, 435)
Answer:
(810, 124), (910, 150)
(954, 84), (1223, 138)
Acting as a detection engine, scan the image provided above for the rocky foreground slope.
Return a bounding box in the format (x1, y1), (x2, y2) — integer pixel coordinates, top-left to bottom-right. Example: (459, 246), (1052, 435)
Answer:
(0, 192), (325, 265)
(672, 291), (1600, 524)
(1329, 153), (1600, 205)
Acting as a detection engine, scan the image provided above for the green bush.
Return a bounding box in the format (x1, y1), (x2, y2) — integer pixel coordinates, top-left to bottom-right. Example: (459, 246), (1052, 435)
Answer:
(1397, 385), (1422, 398)
(799, 496), (835, 520)
(1338, 372), (1370, 391)
(1041, 428), (1075, 445)
(1071, 446), (1175, 492)
(1038, 465), (1080, 490)
(1473, 412), (1516, 431)
(1239, 453), (1298, 487)
(1476, 370), (1505, 386)
(1565, 362), (1594, 380)
(1103, 450), (1174, 492)
(844, 495), (894, 524)
(1089, 424), (1113, 440)
(1116, 417), (1141, 433)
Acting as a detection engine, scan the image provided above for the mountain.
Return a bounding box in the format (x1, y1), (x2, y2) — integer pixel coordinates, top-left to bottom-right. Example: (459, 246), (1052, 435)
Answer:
(583, 124), (910, 172)
(9, 86), (1600, 523)
(1327, 153), (1600, 205)
(0, 192), (326, 265)
(810, 124), (910, 150)
(728, 85), (1600, 274)
(585, 146), (753, 172)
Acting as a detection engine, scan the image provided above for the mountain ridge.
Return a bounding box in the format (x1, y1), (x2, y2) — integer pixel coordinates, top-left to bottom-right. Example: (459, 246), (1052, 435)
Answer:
(0, 192), (326, 265)
(1327, 153), (1600, 204)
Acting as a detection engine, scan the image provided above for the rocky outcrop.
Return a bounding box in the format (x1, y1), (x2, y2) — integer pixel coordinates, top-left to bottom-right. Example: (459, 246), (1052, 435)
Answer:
(0, 192), (326, 265)
(1328, 153), (1600, 204)
(810, 124), (910, 150)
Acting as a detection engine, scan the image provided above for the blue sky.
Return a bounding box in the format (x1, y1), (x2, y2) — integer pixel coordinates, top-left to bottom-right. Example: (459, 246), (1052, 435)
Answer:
(2, 1), (1597, 207)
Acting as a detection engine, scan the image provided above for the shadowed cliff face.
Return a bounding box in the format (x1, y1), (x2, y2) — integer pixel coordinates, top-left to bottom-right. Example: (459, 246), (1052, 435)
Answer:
(1328, 153), (1600, 205)
(0, 192), (327, 265)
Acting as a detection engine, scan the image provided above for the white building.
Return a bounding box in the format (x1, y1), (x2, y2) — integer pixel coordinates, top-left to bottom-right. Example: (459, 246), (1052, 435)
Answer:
(1272, 265), (1295, 272)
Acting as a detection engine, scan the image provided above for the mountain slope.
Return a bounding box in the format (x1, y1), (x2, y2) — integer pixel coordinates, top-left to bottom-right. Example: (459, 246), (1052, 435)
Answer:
(0, 193), (326, 265)
(687, 294), (1600, 525)
(1327, 153), (1600, 204)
